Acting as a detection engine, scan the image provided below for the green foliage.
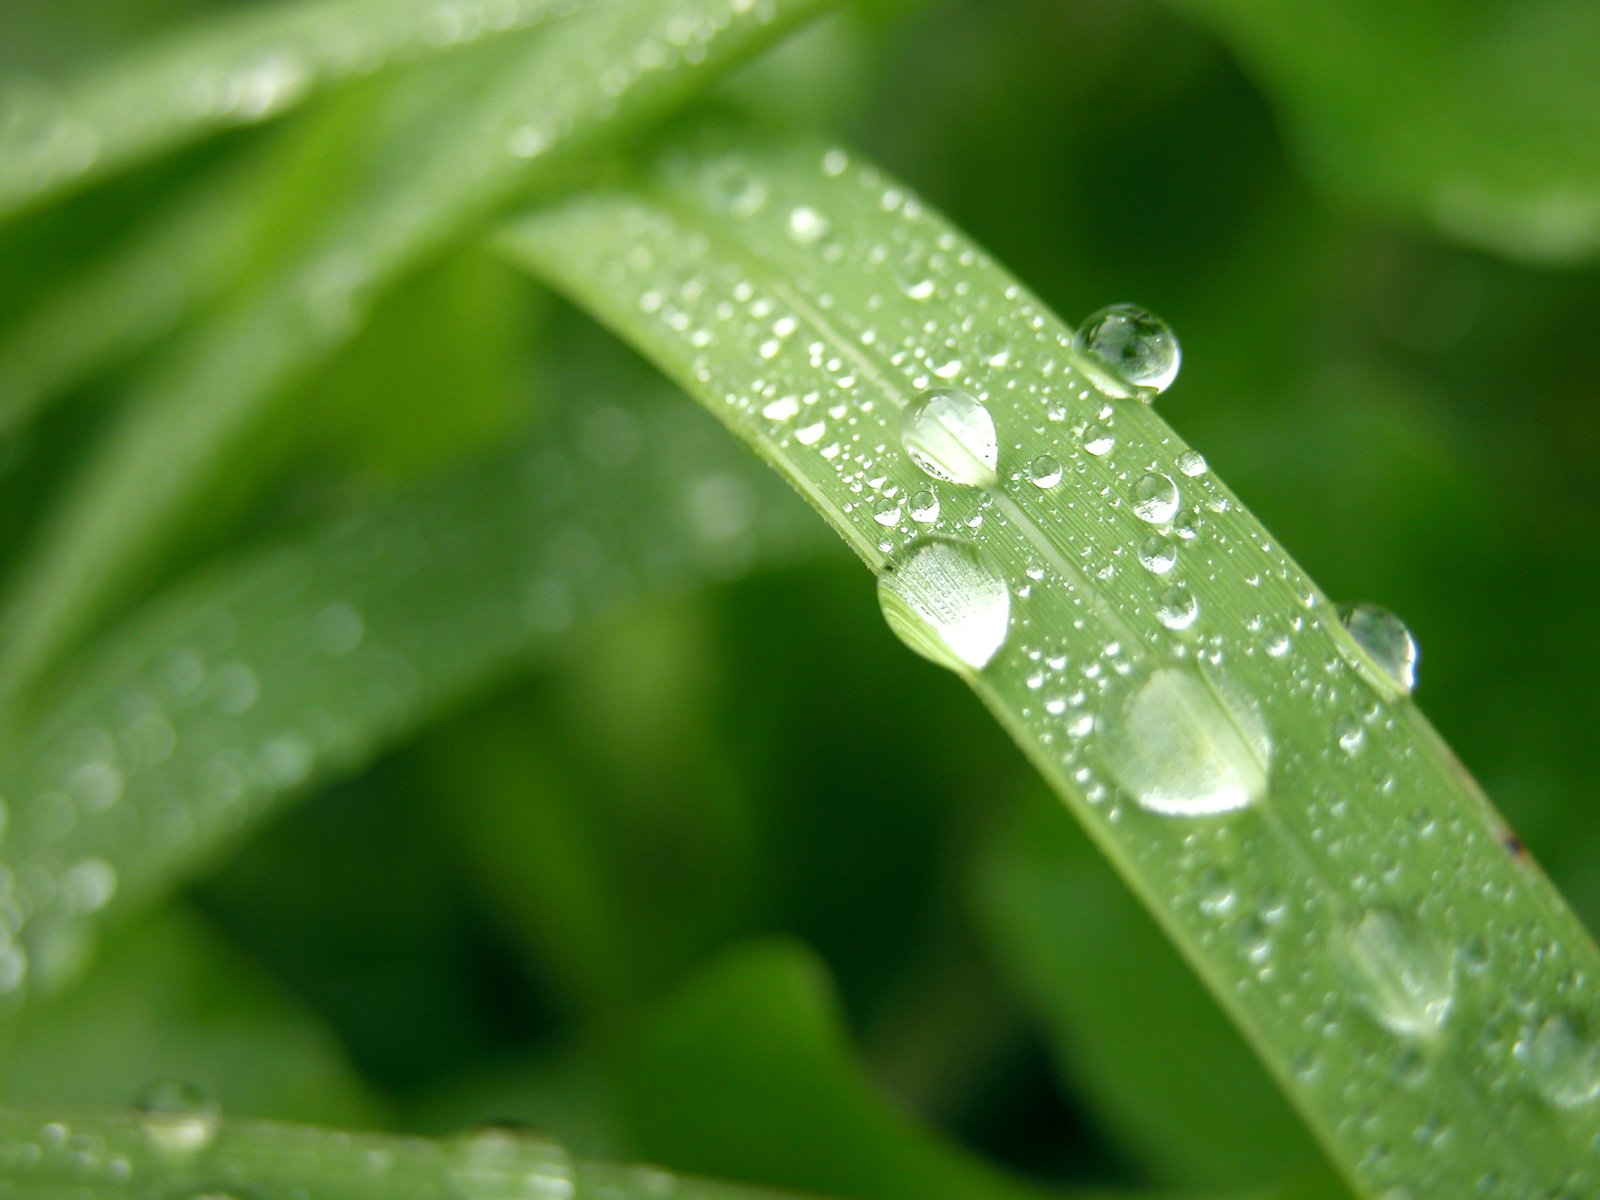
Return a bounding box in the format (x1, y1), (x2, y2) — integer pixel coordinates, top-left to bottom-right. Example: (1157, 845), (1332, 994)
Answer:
(3, 2), (1600, 1200)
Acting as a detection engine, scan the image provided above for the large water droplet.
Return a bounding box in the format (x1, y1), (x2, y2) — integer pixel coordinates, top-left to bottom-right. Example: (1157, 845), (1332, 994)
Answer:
(1516, 1014), (1600, 1108)
(878, 539), (1010, 672)
(1339, 603), (1419, 694)
(901, 388), (998, 487)
(1344, 910), (1454, 1039)
(136, 1079), (220, 1154)
(1073, 303), (1181, 398)
(1027, 455), (1063, 489)
(1131, 472), (1180, 524)
(1102, 668), (1270, 816)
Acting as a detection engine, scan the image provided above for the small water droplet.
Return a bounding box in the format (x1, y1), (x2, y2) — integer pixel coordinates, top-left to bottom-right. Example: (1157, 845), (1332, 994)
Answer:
(1138, 534), (1177, 575)
(1130, 472), (1179, 524)
(902, 388), (998, 487)
(1082, 423), (1115, 456)
(1156, 584), (1199, 630)
(1339, 603), (1419, 694)
(1176, 449), (1208, 477)
(872, 496), (903, 527)
(1516, 1014), (1600, 1108)
(787, 205), (829, 245)
(878, 538), (1010, 672)
(907, 488), (940, 523)
(1344, 910), (1454, 1039)
(136, 1079), (220, 1154)
(1027, 455), (1062, 488)
(1101, 668), (1270, 816)
(1073, 303), (1181, 397)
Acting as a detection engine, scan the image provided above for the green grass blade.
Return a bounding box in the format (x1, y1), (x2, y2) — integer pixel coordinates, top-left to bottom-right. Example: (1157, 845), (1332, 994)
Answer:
(0, 0), (589, 221)
(497, 117), (1600, 1198)
(0, 0), (828, 710)
(0, 390), (816, 1008)
(0, 1106), (1273, 1200)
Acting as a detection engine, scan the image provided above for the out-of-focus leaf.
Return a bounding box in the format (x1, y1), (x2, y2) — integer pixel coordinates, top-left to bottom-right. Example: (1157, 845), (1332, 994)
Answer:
(0, 0), (829, 711)
(0, 0), (585, 219)
(972, 785), (1319, 1189)
(0, 390), (817, 1012)
(611, 941), (1061, 1200)
(1163, 0), (1600, 262)
(428, 605), (768, 1018)
(0, 907), (379, 1126)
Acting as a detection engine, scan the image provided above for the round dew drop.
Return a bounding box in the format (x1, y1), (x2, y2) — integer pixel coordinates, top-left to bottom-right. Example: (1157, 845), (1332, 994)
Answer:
(1027, 455), (1063, 488)
(1339, 603), (1419, 694)
(878, 538), (1010, 673)
(901, 388), (999, 487)
(1131, 472), (1180, 524)
(136, 1078), (221, 1155)
(1515, 1014), (1600, 1108)
(1073, 303), (1181, 398)
(1101, 668), (1271, 816)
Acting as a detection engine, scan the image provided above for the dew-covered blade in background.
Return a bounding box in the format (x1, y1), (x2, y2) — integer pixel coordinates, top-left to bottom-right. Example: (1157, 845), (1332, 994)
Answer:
(0, 0), (590, 221)
(0, 390), (818, 1012)
(0, 0), (830, 713)
(496, 117), (1600, 1198)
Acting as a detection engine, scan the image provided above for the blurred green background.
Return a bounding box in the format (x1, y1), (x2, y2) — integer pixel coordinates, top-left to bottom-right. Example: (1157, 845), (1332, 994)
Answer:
(1, 1), (1597, 1196)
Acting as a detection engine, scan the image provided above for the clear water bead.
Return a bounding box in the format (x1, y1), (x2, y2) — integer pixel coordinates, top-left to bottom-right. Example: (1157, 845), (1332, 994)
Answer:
(1101, 669), (1271, 816)
(1027, 455), (1063, 488)
(1339, 603), (1419, 694)
(878, 538), (1011, 672)
(1344, 910), (1455, 1039)
(1131, 472), (1180, 524)
(902, 388), (999, 487)
(1073, 303), (1181, 398)
(907, 488), (941, 523)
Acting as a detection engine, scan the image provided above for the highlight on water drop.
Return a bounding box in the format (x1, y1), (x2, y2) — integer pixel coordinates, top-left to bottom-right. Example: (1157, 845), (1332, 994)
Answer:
(877, 537), (1010, 673)
(1073, 303), (1181, 398)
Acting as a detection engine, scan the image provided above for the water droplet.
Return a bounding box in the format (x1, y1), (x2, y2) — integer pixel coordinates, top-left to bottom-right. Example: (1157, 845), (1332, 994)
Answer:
(136, 1079), (220, 1154)
(1027, 455), (1062, 488)
(901, 388), (998, 487)
(872, 496), (903, 527)
(1156, 584), (1199, 631)
(1082, 423), (1115, 456)
(1131, 472), (1179, 524)
(1176, 449), (1208, 477)
(1344, 910), (1454, 1039)
(878, 538), (1010, 672)
(907, 488), (940, 523)
(1138, 534), (1177, 575)
(1073, 303), (1181, 398)
(787, 205), (829, 245)
(1101, 668), (1270, 816)
(1516, 1014), (1600, 1108)
(708, 164), (767, 216)
(1339, 603), (1419, 694)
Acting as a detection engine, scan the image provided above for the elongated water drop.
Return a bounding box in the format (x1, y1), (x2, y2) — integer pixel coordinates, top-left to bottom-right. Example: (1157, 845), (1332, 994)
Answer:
(1339, 603), (1419, 694)
(878, 538), (1010, 672)
(1344, 910), (1454, 1039)
(1516, 1014), (1600, 1108)
(902, 388), (998, 487)
(1102, 668), (1270, 816)
(1074, 303), (1181, 398)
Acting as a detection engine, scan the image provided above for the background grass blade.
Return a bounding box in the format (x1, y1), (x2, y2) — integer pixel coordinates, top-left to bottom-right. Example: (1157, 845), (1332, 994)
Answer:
(0, 385), (818, 1010)
(0, 0), (829, 712)
(0, 0), (587, 220)
(1159, 0), (1600, 263)
(497, 116), (1600, 1198)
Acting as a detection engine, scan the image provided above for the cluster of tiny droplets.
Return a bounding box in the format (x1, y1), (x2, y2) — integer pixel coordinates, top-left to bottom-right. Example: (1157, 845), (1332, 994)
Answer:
(514, 127), (1600, 1196)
